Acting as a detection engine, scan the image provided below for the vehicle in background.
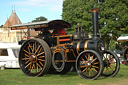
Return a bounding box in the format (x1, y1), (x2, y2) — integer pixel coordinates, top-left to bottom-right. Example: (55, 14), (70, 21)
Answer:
(0, 42), (21, 68)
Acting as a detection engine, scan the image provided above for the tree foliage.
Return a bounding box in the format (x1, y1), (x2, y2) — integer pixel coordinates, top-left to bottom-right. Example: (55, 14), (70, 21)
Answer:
(0, 25), (3, 28)
(62, 0), (128, 50)
(32, 16), (47, 22)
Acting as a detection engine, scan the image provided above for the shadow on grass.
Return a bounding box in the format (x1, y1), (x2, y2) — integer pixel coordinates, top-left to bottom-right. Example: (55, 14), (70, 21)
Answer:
(46, 71), (78, 77)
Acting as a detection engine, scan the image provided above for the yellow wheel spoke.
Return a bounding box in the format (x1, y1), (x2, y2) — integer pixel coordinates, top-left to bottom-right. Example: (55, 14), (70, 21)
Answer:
(87, 54), (90, 61)
(35, 42), (36, 53)
(37, 62), (43, 70)
(28, 44), (33, 52)
(109, 64), (116, 68)
(39, 61), (44, 67)
(92, 68), (97, 73)
(37, 52), (44, 57)
(109, 66), (114, 72)
(35, 45), (41, 54)
(28, 46), (31, 53)
(38, 59), (45, 62)
(91, 58), (97, 63)
(22, 58), (29, 60)
(25, 62), (31, 68)
(29, 62), (32, 72)
(106, 67), (110, 74)
(36, 63), (39, 72)
(33, 63), (37, 73)
(89, 68), (91, 77)
(85, 55), (88, 60)
(85, 67), (88, 75)
(39, 56), (45, 58)
(93, 62), (99, 65)
(80, 65), (87, 68)
(92, 65), (99, 69)
(38, 47), (42, 54)
(82, 67), (88, 72)
(25, 54), (30, 58)
(106, 67), (108, 74)
(25, 60), (30, 64)
(32, 43), (35, 53)
(24, 50), (30, 54)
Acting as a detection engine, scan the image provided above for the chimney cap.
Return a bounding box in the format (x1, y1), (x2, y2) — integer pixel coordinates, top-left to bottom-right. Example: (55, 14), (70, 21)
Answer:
(91, 8), (99, 12)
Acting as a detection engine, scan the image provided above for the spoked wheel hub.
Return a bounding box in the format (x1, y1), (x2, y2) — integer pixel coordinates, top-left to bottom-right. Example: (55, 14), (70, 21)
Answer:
(29, 54), (37, 62)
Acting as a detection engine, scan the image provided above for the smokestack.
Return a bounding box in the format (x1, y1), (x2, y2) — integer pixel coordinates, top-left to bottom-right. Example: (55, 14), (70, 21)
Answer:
(91, 8), (99, 38)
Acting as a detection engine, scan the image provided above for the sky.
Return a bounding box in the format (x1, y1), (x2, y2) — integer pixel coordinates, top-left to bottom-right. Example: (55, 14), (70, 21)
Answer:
(0, 0), (63, 25)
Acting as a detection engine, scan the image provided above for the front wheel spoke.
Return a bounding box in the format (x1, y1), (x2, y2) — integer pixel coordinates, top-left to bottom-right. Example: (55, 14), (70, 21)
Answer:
(85, 67), (88, 75)
(92, 68), (97, 73)
(28, 44), (33, 52)
(109, 66), (114, 72)
(106, 67), (110, 74)
(82, 58), (86, 62)
(89, 68), (91, 77)
(87, 54), (90, 61)
(84, 55), (88, 60)
(80, 65), (87, 68)
(109, 64), (116, 68)
(93, 62), (99, 65)
(91, 58), (98, 63)
(82, 67), (88, 72)
(109, 58), (114, 62)
(92, 65), (99, 69)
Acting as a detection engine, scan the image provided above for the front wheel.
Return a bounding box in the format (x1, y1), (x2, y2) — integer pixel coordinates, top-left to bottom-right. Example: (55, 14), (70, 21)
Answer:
(76, 50), (103, 80)
(102, 50), (120, 77)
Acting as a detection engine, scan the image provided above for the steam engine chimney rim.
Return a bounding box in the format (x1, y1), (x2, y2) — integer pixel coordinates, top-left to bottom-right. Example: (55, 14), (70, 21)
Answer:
(91, 8), (99, 12)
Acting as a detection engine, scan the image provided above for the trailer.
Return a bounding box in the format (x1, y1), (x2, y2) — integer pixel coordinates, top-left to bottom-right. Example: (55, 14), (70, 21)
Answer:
(0, 42), (21, 68)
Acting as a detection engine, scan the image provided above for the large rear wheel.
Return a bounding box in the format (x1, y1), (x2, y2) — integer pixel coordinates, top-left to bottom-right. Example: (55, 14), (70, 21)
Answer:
(19, 38), (51, 77)
(76, 50), (103, 80)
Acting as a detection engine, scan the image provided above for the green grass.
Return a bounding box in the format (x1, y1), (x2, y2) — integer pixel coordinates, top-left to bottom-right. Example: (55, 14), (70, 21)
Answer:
(0, 64), (128, 85)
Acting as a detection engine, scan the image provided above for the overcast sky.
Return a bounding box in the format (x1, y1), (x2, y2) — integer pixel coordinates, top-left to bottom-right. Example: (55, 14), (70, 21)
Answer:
(0, 0), (63, 25)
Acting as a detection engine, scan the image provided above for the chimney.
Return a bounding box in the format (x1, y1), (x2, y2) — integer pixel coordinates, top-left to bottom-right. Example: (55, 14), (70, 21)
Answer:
(91, 8), (99, 38)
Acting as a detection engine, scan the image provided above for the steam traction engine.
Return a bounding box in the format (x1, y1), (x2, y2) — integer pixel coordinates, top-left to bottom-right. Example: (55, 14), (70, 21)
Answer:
(11, 9), (120, 80)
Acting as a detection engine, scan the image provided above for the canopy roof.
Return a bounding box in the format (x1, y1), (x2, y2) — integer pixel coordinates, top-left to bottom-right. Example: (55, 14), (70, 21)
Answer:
(11, 20), (71, 30)
(117, 36), (128, 42)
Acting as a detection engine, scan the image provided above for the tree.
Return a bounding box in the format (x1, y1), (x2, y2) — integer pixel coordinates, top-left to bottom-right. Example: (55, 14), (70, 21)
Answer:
(32, 16), (47, 22)
(0, 25), (3, 28)
(62, 0), (128, 50)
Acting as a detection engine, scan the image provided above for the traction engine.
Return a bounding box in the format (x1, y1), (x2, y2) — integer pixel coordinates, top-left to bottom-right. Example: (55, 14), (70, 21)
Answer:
(11, 9), (120, 80)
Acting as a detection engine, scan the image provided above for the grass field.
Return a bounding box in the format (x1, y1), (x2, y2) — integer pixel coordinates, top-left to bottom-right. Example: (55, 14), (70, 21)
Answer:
(0, 64), (128, 85)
